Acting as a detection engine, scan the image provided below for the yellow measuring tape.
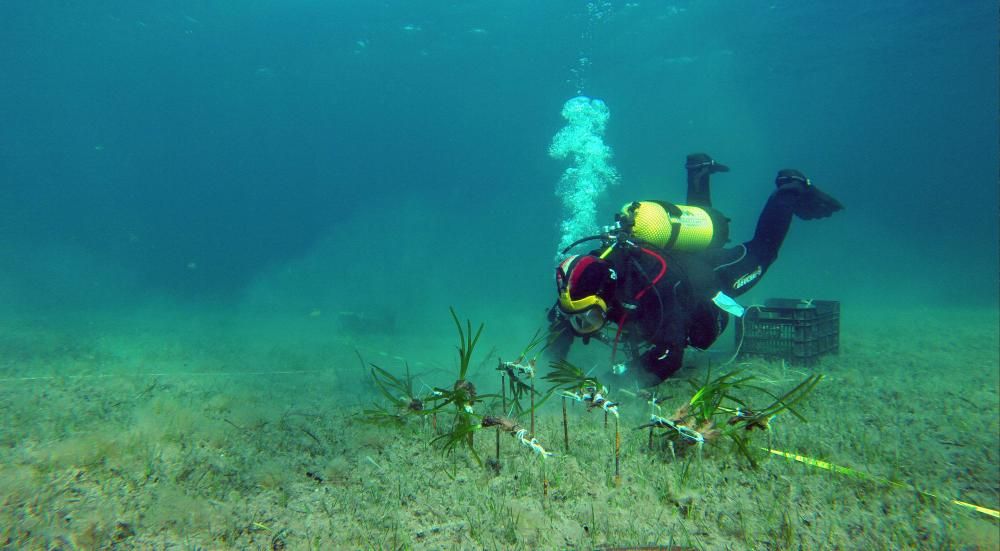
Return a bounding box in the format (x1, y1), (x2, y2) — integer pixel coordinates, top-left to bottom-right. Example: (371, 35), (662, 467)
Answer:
(766, 448), (999, 519)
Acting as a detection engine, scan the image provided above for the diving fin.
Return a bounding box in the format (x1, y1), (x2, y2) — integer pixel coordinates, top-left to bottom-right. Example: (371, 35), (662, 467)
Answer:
(793, 185), (844, 220)
(774, 169), (844, 220)
(685, 152), (729, 207)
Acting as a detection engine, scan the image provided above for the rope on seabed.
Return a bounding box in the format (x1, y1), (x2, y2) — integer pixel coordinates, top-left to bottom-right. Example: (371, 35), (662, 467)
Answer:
(766, 447), (1000, 520)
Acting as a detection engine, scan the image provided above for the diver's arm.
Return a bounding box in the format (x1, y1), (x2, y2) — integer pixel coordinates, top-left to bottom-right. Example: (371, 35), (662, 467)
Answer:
(615, 341), (683, 387)
(636, 343), (685, 386)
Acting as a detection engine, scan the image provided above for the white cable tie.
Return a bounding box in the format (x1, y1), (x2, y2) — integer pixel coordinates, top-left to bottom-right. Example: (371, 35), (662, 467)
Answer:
(676, 425), (705, 443)
(516, 363), (535, 377)
(513, 429), (550, 457)
(649, 414), (668, 426)
(649, 413), (703, 443)
(562, 391), (584, 402)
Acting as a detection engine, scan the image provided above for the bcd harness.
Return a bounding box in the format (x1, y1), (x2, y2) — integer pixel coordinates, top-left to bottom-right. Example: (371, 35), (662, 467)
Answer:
(560, 201), (742, 365)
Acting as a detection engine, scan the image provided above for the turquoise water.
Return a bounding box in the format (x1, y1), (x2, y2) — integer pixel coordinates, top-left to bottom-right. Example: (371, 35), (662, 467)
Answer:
(1, 1), (995, 323)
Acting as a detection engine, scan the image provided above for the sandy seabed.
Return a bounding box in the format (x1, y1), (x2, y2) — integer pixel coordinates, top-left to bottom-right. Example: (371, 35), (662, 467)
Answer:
(1, 307), (997, 550)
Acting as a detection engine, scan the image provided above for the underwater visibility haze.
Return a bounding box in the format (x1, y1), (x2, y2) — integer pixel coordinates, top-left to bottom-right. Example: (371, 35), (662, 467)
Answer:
(0, 1), (997, 548)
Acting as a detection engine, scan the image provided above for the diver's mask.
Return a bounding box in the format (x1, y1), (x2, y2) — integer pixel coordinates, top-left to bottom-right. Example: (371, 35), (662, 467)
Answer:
(555, 255), (615, 335)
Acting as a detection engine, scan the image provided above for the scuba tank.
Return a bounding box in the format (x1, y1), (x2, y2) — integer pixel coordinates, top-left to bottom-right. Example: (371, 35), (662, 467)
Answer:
(554, 200), (733, 364)
(616, 201), (729, 252)
(557, 200), (730, 257)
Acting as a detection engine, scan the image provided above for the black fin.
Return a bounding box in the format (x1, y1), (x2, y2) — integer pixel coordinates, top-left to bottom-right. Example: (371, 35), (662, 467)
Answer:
(793, 186), (844, 220)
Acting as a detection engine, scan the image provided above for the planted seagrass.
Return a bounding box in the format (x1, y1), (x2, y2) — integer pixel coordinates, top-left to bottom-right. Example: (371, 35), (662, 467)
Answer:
(481, 416), (553, 459)
(362, 362), (426, 426)
(639, 367), (823, 468)
(426, 308), (484, 414)
(546, 359), (619, 418)
(545, 359), (622, 485)
(428, 308), (495, 465)
(498, 327), (565, 436)
(496, 328), (558, 415)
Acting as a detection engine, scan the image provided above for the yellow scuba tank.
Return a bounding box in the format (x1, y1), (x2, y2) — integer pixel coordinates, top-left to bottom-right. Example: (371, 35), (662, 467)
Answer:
(618, 201), (729, 251)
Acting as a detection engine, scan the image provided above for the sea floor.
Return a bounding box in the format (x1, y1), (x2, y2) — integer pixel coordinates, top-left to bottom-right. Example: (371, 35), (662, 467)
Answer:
(1, 306), (997, 550)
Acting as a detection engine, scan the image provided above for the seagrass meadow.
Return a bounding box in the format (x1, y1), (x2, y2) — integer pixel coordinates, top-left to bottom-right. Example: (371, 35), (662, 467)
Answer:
(3, 1), (997, 549)
(1, 306), (996, 550)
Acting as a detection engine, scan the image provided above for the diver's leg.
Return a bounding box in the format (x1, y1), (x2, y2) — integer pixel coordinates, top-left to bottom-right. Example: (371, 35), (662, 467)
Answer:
(712, 169), (843, 297)
(711, 184), (797, 296)
(747, 184), (798, 267)
(710, 243), (765, 297)
(685, 153), (729, 207)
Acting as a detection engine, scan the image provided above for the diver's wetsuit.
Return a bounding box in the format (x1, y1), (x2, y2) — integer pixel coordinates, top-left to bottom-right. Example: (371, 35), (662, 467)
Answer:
(548, 175), (809, 386)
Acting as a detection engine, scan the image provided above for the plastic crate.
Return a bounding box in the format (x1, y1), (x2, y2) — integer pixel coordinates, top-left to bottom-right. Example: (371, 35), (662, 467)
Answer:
(735, 298), (840, 365)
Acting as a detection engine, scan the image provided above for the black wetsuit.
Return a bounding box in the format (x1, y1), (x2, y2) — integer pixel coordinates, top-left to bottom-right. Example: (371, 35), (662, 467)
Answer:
(548, 183), (804, 385)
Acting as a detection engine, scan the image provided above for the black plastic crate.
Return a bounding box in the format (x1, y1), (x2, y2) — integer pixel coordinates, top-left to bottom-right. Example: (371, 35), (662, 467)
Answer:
(735, 298), (840, 365)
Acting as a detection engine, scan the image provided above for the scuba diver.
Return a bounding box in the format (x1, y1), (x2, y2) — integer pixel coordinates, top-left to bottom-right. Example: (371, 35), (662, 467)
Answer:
(548, 153), (844, 387)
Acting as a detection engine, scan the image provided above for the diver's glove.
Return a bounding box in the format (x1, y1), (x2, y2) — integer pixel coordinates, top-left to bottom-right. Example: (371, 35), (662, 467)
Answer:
(775, 169), (844, 220)
(686, 152), (730, 174)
